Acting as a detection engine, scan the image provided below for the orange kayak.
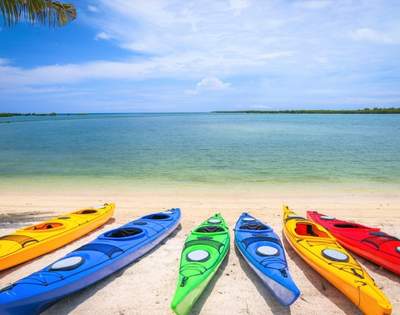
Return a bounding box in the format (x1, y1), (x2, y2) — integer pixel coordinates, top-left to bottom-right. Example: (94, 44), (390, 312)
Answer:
(0, 203), (114, 271)
(283, 205), (392, 315)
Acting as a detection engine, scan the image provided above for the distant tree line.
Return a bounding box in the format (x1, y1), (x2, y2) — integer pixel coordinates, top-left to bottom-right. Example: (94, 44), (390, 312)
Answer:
(0, 112), (57, 117)
(213, 107), (400, 114)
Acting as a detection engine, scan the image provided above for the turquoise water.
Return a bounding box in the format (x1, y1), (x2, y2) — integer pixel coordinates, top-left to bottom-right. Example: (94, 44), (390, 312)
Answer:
(0, 113), (399, 185)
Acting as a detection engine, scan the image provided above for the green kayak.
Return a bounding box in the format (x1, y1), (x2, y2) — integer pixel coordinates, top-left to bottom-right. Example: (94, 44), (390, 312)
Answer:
(171, 213), (230, 315)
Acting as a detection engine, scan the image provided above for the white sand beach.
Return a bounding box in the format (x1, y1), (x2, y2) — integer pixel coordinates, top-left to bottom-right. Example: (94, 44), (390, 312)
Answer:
(0, 183), (399, 315)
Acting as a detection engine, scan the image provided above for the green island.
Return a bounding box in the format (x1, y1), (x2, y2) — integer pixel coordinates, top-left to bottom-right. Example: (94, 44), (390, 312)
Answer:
(0, 113), (90, 117)
(213, 107), (400, 114)
(0, 112), (57, 117)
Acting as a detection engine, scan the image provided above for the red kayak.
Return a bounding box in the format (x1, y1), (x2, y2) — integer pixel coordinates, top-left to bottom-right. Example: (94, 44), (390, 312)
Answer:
(307, 211), (400, 275)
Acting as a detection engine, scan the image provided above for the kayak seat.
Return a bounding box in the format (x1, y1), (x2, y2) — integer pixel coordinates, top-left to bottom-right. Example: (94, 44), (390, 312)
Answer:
(239, 223), (268, 230)
(0, 234), (38, 247)
(142, 213), (170, 220)
(295, 223), (308, 236)
(242, 236), (281, 249)
(295, 223), (328, 237)
(74, 209), (98, 215)
(334, 223), (361, 229)
(105, 228), (142, 238)
(74, 243), (123, 258)
(307, 225), (318, 236)
(196, 226), (225, 233)
(26, 222), (63, 230)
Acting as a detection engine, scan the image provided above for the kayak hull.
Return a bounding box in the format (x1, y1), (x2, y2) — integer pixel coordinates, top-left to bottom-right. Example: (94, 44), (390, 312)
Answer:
(0, 208), (181, 315)
(234, 213), (300, 306)
(171, 213), (230, 315)
(283, 206), (392, 315)
(307, 211), (400, 275)
(172, 265), (216, 315)
(0, 204), (115, 271)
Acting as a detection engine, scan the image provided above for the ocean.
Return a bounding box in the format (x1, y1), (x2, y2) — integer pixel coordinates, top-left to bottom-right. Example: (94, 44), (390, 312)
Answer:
(1, 113), (399, 186)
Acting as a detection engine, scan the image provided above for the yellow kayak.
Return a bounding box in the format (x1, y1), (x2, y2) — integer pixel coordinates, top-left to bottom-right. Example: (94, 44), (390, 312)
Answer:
(282, 205), (392, 315)
(0, 203), (115, 271)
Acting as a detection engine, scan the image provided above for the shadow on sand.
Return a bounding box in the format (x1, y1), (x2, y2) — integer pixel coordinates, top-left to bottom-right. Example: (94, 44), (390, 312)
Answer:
(281, 233), (361, 315)
(0, 211), (55, 229)
(42, 224), (182, 315)
(234, 245), (292, 315)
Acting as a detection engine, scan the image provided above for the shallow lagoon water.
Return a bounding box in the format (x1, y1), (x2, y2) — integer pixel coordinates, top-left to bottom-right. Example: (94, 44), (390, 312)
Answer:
(1, 113), (399, 186)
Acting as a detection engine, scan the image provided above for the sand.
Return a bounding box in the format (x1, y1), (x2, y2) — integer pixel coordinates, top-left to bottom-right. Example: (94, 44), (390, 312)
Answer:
(0, 183), (399, 315)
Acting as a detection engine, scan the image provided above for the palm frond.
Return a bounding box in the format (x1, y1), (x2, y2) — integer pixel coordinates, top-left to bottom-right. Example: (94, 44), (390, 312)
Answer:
(0, 0), (76, 27)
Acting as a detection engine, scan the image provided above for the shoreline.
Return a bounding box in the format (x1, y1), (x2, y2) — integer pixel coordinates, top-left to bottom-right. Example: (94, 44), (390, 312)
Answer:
(0, 182), (399, 314)
(1, 176), (400, 192)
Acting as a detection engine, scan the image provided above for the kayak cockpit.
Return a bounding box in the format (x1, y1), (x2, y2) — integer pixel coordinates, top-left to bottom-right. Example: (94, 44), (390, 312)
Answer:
(295, 223), (329, 238)
(25, 222), (64, 231)
(239, 222), (270, 231)
(142, 213), (170, 220)
(195, 226), (225, 233)
(333, 223), (363, 229)
(104, 228), (143, 239)
(73, 209), (98, 215)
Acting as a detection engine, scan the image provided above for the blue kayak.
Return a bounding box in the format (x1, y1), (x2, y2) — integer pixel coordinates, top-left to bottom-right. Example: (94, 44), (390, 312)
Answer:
(0, 208), (181, 314)
(234, 212), (300, 306)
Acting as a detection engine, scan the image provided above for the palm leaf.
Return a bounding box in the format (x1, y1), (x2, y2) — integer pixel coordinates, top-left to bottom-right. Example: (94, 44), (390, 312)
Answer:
(0, 0), (76, 27)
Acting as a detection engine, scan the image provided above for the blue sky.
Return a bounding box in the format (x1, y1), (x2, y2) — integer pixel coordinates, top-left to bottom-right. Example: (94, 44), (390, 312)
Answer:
(1, 0), (400, 112)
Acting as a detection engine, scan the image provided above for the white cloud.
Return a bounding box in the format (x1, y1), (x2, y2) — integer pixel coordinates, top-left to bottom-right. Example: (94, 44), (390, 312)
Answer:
(94, 1), (290, 56)
(197, 77), (230, 90)
(351, 28), (397, 44)
(2, 1), (399, 89)
(2, 0), (400, 110)
(87, 5), (98, 13)
(0, 49), (294, 88)
(95, 32), (112, 40)
(186, 77), (230, 95)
